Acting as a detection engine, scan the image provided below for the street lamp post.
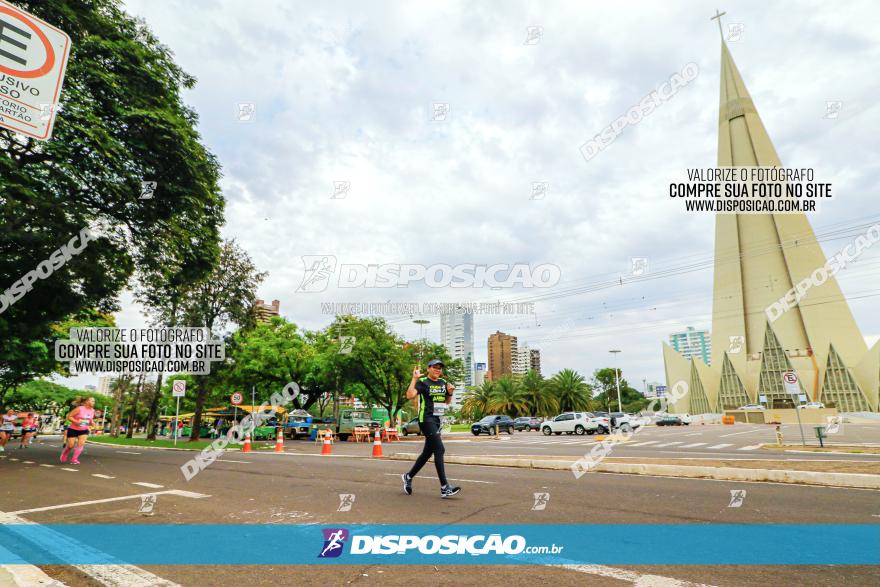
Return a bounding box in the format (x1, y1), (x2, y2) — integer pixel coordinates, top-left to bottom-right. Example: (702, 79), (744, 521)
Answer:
(609, 350), (623, 413)
(413, 319), (430, 364)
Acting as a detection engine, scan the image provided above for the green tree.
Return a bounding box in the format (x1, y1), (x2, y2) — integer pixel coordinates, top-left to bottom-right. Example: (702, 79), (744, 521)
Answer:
(1, 0), (224, 395)
(224, 317), (317, 410)
(519, 370), (558, 417)
(489, 376), (527, 417)
(181, 240), (265, 440)
(591, 367), (646, 412)
(314, 316), (459, 427)
(461, 381), (494, 421)
(549, 369), (592, 412)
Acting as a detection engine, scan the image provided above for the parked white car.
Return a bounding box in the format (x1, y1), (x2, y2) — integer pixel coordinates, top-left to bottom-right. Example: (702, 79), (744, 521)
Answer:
(797, 402), (826, 409)
(541, 412), (598, 436)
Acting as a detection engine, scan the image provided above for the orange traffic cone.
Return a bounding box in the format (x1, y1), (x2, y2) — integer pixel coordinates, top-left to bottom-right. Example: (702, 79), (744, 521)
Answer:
(371, 429), (383, 458)
(274, 427), (284, 453)
(321, 430), (333, 455)
(242, 431), (252, 453)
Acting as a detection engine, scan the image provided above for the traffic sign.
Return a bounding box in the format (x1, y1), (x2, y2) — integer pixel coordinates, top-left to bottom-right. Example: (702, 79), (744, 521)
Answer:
(231, 392), (243, 405)
(172, 380), (186, 397)
(782, 371), (800, 396)
(0, 0), (71, 140)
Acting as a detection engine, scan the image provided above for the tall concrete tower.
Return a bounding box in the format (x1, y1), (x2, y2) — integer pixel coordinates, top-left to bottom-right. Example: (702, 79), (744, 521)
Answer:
(662, 29), (877, 414)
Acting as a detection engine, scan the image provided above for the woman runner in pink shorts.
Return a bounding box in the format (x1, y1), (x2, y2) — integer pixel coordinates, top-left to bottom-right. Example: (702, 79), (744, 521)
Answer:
(61, 397), (96, 464)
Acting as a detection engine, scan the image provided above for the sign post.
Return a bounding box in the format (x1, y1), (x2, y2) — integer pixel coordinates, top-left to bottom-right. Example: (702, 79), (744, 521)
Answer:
(172, 380), (186, 446)
(782, 371), (806, 446)
(0, 1), (72, 140)
(231, 391), (243, 443)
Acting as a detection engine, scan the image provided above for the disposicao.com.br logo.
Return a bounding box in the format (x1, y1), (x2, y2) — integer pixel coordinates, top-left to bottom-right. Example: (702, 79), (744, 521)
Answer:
(297, 255), (561, 292)
(318, 528), (563, 558)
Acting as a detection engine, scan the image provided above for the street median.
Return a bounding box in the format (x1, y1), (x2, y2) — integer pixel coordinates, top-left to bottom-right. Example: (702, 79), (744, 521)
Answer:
(389, 453), (880, 490)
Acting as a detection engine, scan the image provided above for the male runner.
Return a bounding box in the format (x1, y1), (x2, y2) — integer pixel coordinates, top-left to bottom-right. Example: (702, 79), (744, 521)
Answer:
(401, 359), (461, 498)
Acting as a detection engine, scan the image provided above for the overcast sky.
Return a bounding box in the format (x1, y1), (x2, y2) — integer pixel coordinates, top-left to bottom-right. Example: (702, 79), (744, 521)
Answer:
(65, 0), (880, 391)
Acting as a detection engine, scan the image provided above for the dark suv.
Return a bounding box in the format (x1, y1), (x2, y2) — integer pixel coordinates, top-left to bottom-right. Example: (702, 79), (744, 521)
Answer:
(514, 416), (541, 431)
(471, 415), (514, 435)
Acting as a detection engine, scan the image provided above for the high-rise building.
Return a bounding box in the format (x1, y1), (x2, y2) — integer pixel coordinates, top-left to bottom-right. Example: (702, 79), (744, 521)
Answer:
(440, 311), (474, 385)
(513, 344), (530, 375)
(488, 331), (517, 378)
(669, 327), (711, 365)
(254, 299), (280, 322)
(662, 34), (878, 414)
(530, 349), (542, 375)
(96, 376), (115, 397)
(440, 310), (474, 406)
(474, 363), (487, 387)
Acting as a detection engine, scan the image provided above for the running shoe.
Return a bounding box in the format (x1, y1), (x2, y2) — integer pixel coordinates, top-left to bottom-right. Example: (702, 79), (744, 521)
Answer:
(0, 446), (4, 452)
(70, 460), (81, 465)
(402, 473), (412, 495)
(440, 485), (461, 498)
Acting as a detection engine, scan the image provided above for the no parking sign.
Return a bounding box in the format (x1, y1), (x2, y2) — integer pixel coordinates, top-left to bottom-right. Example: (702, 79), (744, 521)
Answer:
(0, 0), (71, 140)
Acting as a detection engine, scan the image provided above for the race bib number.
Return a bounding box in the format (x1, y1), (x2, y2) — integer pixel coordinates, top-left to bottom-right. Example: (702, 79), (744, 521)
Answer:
(80, 419), (90, 426)
(433, 402), (448, 417)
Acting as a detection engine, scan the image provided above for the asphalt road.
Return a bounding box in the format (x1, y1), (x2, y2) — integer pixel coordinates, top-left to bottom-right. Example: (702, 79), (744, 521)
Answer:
(1, 435), (878, 586)
(423, 422), (880, 462)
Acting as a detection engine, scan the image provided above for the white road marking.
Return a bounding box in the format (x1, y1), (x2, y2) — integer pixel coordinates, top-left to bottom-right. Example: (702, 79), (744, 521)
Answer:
(720, 429), (762, 438)
(5, 489), (210, 515)
(132, 482), (164, 489)
(383, 473), (495, 484)
(707, 443), (734, 449)
(61, 467), (78, 472)
(738, 444), (764, 451)
(92, 473), (115, 479)
(216, 459), (251, 464)
(631, 441), (660, 446)
(679, 443), (707, 448)
(39, 464), (55, 468)
(9, 458), (19, 461)
(552, 563), (715, 586)
(22, 461), (35, 464)
(684, 432), (704, 437)
(116, 451), (141, 455)
(655, 442), (684, 447)
(0, 511), (183, 586)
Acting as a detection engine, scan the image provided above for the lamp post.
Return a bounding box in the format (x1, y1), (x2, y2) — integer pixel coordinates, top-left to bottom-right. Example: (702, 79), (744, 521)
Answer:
(413, 319), (430, 364)
(609, 350), (623, 412)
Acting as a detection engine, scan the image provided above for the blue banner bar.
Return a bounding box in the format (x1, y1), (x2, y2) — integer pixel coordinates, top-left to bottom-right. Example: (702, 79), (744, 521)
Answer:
(0, 524), (877, 565)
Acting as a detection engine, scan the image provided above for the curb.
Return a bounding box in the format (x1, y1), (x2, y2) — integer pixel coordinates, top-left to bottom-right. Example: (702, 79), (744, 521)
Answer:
(389, 453), (880, 489)
(87, 440), (242, 453)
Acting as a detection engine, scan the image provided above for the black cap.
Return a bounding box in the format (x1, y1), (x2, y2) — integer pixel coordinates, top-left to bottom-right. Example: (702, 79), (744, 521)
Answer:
(427, 359), (444, 368)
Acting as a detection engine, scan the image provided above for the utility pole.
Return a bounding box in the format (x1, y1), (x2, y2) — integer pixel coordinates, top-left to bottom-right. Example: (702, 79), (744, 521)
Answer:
(610, 350), (623, 412)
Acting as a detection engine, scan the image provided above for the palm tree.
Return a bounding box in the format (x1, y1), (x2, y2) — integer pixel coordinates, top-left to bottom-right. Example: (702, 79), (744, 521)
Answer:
(489, 376), (528, 417)
(461, 381), (494, 421)
(520, 370), (558, 417)
(549, 369), (592, 412)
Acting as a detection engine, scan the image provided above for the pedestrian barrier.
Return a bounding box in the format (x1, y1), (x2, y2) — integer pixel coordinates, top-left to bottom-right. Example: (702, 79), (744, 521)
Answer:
(321, 430), (333, 456)
(371, 429), (383, 458)
(274, 427), (284, 453)
(242, 431), (252, 453)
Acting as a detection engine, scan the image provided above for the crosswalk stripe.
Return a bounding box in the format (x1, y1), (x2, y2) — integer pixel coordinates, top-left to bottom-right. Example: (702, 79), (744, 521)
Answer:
(655, 441), (683, 447)
(39, 464), (55, 468)
(679, 443), (706, 448)
(132, 482), (164, 489)
(60, 467), (78, 472)
(707, 443), (733, 449)
(738, 444), (763, 451)
(631, 441), (659, 446)
(92, 474), (115, 479)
